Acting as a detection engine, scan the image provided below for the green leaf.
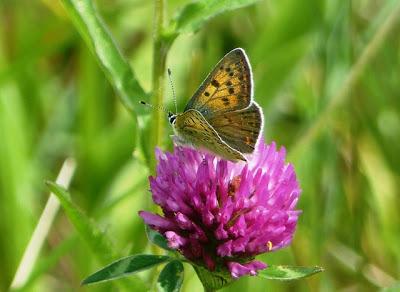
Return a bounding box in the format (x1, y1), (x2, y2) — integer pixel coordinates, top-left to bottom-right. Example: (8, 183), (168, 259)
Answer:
(145, 225), (173, 251)
(172, 0), (260, 34)
(59, 0), (148, 115)
(257, 265), (324, 281)
(157, 260), (184, 292)
(45, 181), (114, 264)
(194, 264), (233, 290)
(82, 254), (171, 285)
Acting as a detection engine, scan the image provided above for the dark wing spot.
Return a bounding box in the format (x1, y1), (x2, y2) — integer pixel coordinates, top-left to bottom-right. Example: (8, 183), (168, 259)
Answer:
(225, 67), (231, 72)
(226, 81), (232, 86)
(204, 91), (210, 97)
(238, 75), (244, 81)
(229, 88), (235, 94)
(229, 72), (234, 77)
(222, 97), (229, 102)
(211, 79), (220, 87)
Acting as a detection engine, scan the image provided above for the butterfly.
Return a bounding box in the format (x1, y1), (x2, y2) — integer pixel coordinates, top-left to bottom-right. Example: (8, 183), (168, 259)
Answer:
(143, 48), (263, 162)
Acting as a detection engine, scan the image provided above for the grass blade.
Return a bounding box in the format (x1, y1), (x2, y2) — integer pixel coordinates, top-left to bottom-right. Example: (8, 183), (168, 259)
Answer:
(172, 0), (260, 34)
(10, 159), (76, 290)
(45, 181), (114, 263)
(59, 0), (148, 115)
(289, 1), (400, 161)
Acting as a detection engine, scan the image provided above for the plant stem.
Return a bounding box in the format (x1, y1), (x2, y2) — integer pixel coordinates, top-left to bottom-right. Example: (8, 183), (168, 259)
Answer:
(148, 0), (170, 286)
(150, 0), (169, 171)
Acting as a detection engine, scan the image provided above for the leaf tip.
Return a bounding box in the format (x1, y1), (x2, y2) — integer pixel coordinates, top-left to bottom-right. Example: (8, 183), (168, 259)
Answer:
(80, 276), (93, 286)
(315, 266), (324, 273)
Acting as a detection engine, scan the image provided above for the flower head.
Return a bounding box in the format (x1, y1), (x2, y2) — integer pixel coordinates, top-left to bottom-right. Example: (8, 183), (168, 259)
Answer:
(139, 139), (301, 279)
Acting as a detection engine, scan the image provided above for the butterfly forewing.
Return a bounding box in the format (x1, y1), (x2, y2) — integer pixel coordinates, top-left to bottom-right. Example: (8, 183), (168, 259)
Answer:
(184, 48), (252, 119)
(207, 102), (263, 153)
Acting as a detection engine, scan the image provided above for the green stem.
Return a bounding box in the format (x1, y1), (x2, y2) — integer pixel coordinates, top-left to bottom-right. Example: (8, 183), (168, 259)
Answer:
(148, 0), (171, 286)
(150, 0), (169, 171)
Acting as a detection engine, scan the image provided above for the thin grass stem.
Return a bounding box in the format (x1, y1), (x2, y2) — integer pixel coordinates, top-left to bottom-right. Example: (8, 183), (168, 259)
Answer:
(10, 158), (76, 290)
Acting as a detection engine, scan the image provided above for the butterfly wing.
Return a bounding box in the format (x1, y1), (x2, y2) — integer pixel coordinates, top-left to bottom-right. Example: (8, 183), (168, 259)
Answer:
(184, 48), (253, 119)
(174, 109), (246, 162)
(206, 102), (263, 153)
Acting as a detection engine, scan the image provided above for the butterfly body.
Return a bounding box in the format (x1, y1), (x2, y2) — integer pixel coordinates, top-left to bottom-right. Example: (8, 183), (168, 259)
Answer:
(168, 48), (263, 162)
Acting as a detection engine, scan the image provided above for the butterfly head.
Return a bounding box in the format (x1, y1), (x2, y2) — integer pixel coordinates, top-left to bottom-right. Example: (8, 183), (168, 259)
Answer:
(168, 112), (177, 125)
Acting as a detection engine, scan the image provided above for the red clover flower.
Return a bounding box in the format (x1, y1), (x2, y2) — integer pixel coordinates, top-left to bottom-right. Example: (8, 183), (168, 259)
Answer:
(139, 139), (301, 280)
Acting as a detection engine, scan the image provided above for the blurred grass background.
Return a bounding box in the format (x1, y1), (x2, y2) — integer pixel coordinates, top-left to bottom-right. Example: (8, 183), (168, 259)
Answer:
(1, 0), (400, 291)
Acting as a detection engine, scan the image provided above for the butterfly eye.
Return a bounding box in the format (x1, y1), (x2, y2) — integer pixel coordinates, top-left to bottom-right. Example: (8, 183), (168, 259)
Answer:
(169, 115), (177, 124)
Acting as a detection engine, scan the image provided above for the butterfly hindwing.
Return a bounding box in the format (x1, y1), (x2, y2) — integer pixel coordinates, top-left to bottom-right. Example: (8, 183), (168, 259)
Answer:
(207, 102), (263, 153)
(184, 48), (252, 120)
(174, 109), (246, 161)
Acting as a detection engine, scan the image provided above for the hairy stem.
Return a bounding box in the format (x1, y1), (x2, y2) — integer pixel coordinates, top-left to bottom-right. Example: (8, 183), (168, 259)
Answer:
(150, 0), (169, 171)
(148, 0), (171, 286)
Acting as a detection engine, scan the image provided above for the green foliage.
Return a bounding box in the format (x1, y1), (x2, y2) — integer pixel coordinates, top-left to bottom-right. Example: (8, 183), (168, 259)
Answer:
(257, 265), (324, 281)
(1, 0), (400, 291)
(172, 0), (261, 34)
(60, 0), (148, 115)
(146, 225), (174, 251)
(81, 254), (171, 285)
(45, 182), (115, 263)
(157, 260), (185, 292)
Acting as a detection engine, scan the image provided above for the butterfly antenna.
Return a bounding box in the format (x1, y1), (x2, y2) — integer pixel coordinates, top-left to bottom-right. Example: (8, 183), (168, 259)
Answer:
(167, 68), (178, 114)
(140, 101), (170, 114)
